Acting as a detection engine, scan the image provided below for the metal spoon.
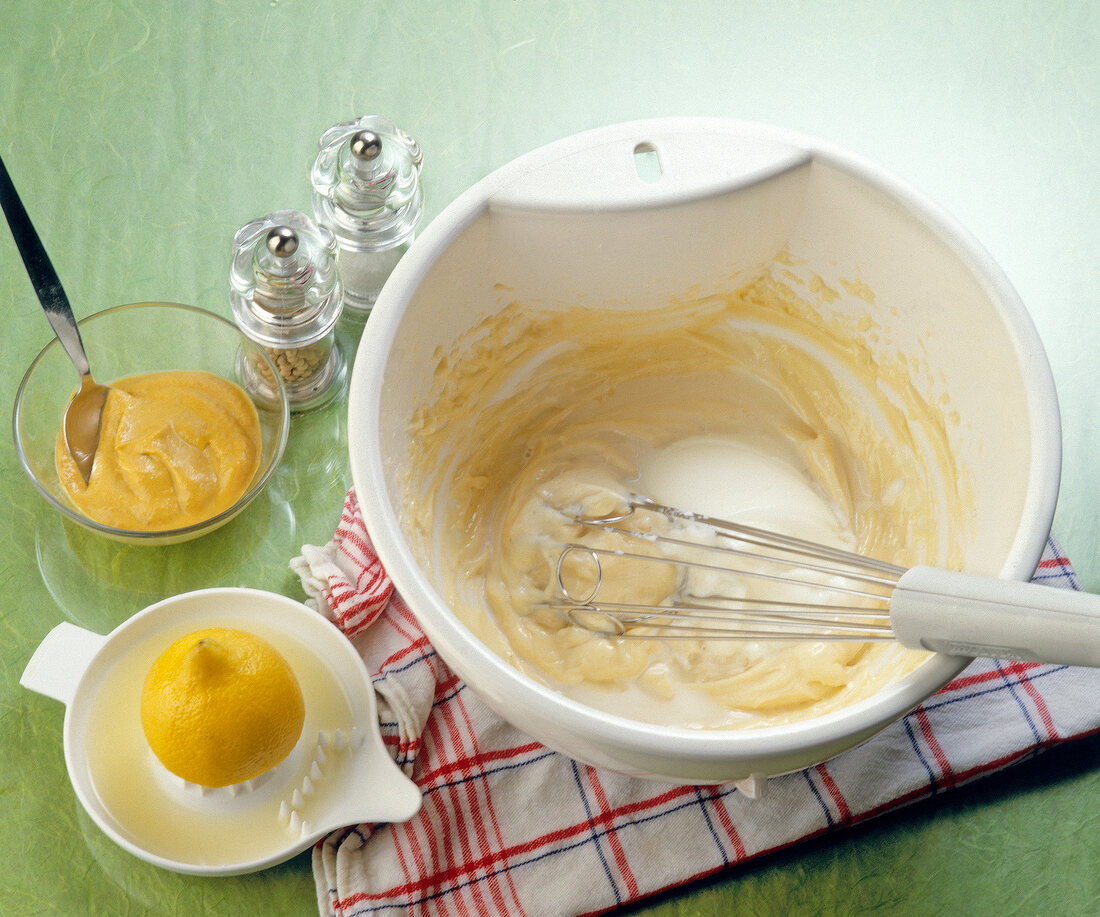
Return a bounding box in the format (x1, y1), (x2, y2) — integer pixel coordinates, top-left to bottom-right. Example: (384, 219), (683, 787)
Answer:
(0, 154), (108, 483)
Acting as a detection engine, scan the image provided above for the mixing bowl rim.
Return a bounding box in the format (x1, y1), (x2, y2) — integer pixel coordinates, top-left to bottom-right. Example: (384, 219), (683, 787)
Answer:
(13, 300), (291, 542)
(348, 117), (1060, 758)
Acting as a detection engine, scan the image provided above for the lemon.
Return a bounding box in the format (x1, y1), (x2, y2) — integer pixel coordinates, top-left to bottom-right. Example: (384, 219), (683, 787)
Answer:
(140, 627), (305, 788)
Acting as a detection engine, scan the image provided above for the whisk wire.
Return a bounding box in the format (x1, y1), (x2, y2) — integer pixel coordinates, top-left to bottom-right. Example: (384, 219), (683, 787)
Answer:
(549, 593), (896, 639)
(547, 494), (902, 641)
(625, 495), (904, 578)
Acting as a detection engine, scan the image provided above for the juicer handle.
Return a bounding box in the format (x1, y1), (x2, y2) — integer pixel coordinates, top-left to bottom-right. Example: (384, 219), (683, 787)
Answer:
(891, 566), (1100, 667)
(489, 118), (812, 211)
(20, 622), (106, 706)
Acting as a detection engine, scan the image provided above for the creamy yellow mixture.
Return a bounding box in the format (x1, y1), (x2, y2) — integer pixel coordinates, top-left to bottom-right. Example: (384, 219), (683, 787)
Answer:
(56, 370), (261, 531)
(403, 269), (971, 729)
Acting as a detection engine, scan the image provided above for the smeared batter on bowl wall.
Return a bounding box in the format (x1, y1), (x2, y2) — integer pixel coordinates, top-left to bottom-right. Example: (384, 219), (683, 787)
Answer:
(403, 267), (973, 729)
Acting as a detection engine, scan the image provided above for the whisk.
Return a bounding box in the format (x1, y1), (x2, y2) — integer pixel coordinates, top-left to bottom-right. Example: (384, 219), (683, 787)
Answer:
(548, 494), (1100, 667)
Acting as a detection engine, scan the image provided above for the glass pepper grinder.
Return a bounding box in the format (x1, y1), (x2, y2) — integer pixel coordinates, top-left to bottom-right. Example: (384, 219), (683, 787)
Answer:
(310, 114), (423, 316)
(229, 209), (345, 412)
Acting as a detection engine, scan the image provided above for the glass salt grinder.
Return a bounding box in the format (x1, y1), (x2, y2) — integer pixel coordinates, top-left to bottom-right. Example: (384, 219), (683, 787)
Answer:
(310, 115), (423, 316)
(229, 209), (345, 412)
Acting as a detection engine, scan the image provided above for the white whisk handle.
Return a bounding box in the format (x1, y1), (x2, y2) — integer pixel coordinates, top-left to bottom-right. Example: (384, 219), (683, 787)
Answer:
(891, 566), (1100, 667)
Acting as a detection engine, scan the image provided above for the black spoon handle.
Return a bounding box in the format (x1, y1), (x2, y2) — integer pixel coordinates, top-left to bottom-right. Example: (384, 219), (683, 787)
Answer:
(0, 154), (91, 377)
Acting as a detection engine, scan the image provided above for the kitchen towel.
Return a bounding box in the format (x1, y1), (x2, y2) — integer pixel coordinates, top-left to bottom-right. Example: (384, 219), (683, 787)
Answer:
(292, 489), (1100, 917)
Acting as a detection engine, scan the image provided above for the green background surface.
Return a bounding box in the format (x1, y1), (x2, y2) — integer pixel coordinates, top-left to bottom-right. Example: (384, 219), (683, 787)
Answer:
(2, 1), (1098, 914)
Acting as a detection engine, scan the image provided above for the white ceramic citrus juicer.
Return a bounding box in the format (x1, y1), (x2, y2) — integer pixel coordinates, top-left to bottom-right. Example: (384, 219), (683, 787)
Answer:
(21, 587), (421, 875)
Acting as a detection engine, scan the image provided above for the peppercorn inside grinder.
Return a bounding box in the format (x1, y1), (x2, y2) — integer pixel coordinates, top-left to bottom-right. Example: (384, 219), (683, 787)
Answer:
(229, 209), (345, 412)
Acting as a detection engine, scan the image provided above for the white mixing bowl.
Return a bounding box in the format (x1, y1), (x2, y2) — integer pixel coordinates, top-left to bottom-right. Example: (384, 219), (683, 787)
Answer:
(347, 118), (1060, 785)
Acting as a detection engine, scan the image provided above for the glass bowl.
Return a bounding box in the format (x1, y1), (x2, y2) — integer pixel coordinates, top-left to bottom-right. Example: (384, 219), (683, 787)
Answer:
(13, 302), (290, 545)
